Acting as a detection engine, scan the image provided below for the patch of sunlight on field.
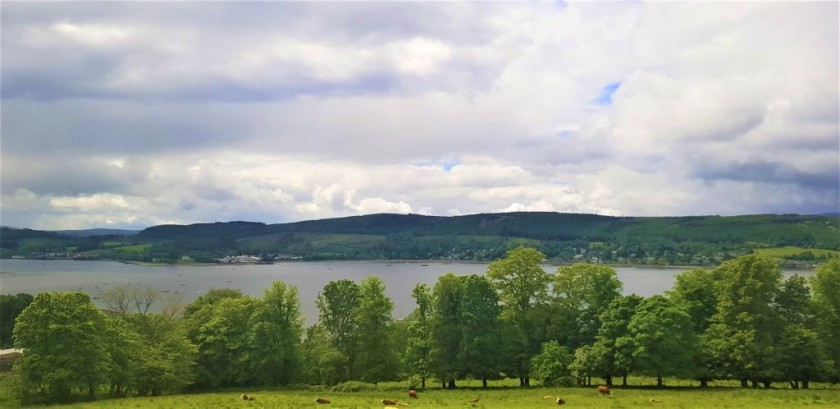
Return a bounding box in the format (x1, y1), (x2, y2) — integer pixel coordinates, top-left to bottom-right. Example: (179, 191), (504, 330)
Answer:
(754, 246), (840, 259)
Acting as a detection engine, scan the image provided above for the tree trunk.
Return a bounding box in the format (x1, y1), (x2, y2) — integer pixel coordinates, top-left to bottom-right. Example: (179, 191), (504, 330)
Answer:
(482, 378), (488, 388)
(740, 379), (748, 388)
(442, 381), (446, 389)
(525, 377), (531, 387)
(606, 375), (613, 386)
(803, 380), (810, 389)
(587, 376), (592, 386)
(519, 377), (525, 387)
(447, 379), (457, 389)
(622, 375), (628, 387)
(657, 375), (663, 388)
(421, 377), (426, 389)
(789, 380), (798, 389)
(751, 380), (758, 388)
(763, 380), (771, 389)
(699, 379), (708, 388)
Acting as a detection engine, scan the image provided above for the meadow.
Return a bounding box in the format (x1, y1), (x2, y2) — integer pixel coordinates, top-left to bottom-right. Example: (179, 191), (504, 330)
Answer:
(2, 376), (839, 409)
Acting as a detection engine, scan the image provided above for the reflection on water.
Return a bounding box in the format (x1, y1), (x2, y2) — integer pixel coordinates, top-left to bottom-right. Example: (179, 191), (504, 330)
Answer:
(0, 259), (812, 325)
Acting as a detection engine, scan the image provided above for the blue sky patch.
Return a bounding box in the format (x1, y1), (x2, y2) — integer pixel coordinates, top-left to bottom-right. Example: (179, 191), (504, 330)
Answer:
(594, 82), (621, 105)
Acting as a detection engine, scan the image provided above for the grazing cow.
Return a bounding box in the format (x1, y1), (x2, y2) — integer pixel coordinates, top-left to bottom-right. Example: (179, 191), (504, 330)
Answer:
(556, 398), (566, 405)
(382, 399), (398, 405)
(240, 394), (255, 401)
(468, 397), (480, 403)
(597, 385), (612, 397)
(315, 397), (331, 404)
(408, 389), (418, 399)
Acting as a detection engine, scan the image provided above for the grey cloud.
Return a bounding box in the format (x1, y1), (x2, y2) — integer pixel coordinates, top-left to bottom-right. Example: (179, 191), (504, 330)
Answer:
(694, 159), (840, 191)
(0, 154), (152, 196)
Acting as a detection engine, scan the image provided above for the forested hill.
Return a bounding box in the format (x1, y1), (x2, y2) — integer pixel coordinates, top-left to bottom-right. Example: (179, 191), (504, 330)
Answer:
(2, 212), (839, 265)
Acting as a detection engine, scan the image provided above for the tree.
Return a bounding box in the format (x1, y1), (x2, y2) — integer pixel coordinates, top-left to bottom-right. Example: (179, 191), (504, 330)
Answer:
(316, 279), (361, 382)
(183, 288), (244, 343)
(551, 263), (622, 349)
(486, 247), (550, 386)
(13, 292), (110, 402)
(0, 293), (32, 348)
(354, 276), (398, 383)
(568, 345), (596, 386)
(300, 325), (344, 386)
(668, 268), (720, 333)
(530, 341), (573, 386)
(247, 280), (303, 386)
(589, 294), (642, 386)
(405, 283), (432, 388)
(702, 255), (782, 387)
(810, 259), (840, 382)
(623, 295), (697, 387)
(194, 296), (259, 388)
(429, 273), (464, 389)
(458, 274), (504, 388)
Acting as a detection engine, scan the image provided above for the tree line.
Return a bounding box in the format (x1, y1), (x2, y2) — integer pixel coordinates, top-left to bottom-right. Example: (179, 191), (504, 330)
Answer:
(7, 249), (840, 403)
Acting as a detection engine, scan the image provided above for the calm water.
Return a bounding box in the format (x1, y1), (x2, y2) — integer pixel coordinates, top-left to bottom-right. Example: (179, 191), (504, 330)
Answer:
(0, 259), (812, 325)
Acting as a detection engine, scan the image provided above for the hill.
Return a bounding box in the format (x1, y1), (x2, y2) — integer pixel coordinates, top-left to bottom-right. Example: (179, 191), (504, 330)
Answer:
(2, 212), (838, 266)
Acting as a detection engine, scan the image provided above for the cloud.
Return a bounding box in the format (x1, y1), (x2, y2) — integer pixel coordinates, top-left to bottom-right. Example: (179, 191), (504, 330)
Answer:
(1, 1), (837, 229)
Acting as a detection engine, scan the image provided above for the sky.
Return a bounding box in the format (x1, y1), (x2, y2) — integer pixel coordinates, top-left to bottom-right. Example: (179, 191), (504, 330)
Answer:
(1, 1), (838, 230)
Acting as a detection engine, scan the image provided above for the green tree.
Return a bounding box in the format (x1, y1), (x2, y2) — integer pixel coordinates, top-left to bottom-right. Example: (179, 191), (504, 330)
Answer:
(702, 255), (782, 387)
(551, 263), (622, 349)
(183, 288), (244, 343)
(316, 279), (361, 382)
(405, 283), (433, 388)
(486, 247), (550, 386)
(429, 273), (464, 389)
(568, 345), (596, 386)
(354, 276), (398, 383)
(249, 280), (303, 386)
(0, 293), (33, 348)
(194, 296), (258, 388)
(668, 268), (720, 333)
(458, 274), (504, 388)
(589, 294), (642, 386)
(623, 295), (696, 387)
(810, 259), (840, 382)
(530, 341), (573, 387)
(13, 292), (110, 402)
(300, 325), (344, 386)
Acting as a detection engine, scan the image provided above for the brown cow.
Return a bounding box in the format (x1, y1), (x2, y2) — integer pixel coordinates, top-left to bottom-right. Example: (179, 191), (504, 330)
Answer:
(240, 394), (255, 401)
(556, 398), (566, 405)
(596, 385), (612, 397)
(382, 399), (398, 405)
(408, 389), (418, 399)
(315, 397), (331, 404)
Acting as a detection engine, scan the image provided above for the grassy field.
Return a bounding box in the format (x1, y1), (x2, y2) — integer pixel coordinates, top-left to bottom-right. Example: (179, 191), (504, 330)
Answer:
(753, 247), (840, 259)
(2, 377), (839, 409)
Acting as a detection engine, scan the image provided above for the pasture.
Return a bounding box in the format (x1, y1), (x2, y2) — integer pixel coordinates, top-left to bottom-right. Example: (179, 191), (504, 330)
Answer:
(2, 376), (839, 409)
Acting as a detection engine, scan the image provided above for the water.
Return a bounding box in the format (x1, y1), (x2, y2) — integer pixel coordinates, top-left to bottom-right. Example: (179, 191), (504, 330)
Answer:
(0, 259), (812, 325)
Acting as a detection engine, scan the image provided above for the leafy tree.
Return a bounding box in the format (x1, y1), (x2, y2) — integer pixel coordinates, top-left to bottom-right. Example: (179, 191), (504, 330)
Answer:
(0, 293), (33, 348)
(354, 276), (398, 383)
(775, 275), (813, 326)
(623, 295), (696, 387)
(300, 325), (344, 386)
(13, 292), (110, 402)
(194, 296), (258, 388)
(249, 280), (303, 386)
(128, 313), (196, 395)
(530, 341), (573, 386)
(589, 294), (642, 386)
(486, 247), (550, 386)
(458, 274), (504, 387)
(776, 325), (830, 389)
(551, 263), (622, 349)
(183, 288), (244, 343)
(405, 283), (433, 388)
(668, 268), (720, 333)
(810, 259), (840, 382)
(568, 345), (596, 386)
(702, 255), (782, 387)
(316, 279), (361, 382)
(429, 273), (464, 389)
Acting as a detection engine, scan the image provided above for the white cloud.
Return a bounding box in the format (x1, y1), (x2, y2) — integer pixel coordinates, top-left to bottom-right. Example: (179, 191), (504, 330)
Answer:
(1, 1), (837, 229)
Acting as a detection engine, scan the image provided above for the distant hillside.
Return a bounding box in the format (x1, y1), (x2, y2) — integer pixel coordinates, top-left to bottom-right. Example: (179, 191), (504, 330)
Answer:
(51, 228), (140, 237)
(2, 212), (838, 266)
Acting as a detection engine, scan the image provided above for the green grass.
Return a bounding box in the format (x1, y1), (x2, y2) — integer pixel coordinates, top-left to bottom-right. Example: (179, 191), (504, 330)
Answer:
(113, 244), (151, 254)
(3, 377), (839, 409)
(753, 247), (840, 259)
